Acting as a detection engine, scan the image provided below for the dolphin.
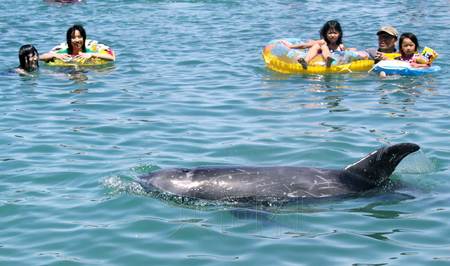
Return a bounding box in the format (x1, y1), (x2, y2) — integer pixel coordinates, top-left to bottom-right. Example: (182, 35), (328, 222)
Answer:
(139, 143), (420, 202)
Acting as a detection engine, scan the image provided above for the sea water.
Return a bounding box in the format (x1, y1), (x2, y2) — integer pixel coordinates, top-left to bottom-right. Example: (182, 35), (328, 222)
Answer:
(1, 0), (450, 265)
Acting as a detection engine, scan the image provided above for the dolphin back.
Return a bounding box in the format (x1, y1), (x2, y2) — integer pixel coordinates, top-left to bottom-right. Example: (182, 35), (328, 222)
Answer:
(342, 143), (420, 190)
(139, 143), (420, 202)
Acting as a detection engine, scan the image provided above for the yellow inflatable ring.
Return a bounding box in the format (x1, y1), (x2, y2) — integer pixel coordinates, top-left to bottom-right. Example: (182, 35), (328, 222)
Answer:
(262, 39), (374, 74)
(46, 39), (114, 67)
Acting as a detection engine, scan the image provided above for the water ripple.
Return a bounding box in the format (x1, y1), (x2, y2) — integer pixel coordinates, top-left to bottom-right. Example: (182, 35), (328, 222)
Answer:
(1, 0), (450, 265)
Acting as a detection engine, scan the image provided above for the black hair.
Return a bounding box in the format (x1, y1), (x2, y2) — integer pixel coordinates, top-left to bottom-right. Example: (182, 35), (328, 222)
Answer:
(18, 44), (39, 71)
(66, 24), (87, 54)
(319, 20), (343, 46)
(399, 32), (419, 55)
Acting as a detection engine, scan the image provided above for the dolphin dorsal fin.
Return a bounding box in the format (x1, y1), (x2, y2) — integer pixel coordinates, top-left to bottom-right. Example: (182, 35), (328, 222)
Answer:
(343, 143), (420, 190)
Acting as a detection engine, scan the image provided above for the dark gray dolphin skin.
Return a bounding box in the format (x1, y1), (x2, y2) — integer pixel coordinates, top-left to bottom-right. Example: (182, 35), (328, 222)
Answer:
(139, 143), (420, 202)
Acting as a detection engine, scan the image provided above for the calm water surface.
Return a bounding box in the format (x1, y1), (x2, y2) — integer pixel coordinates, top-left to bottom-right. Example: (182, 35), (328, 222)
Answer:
(1, 0), (450, 265)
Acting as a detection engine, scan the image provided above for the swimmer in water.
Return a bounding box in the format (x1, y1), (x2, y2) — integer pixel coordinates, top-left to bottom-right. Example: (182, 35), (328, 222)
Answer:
(288, 20), (347, 69)
(40, 24), (115, 62)
(395, 32), (430, 68)
(16, 44), (39, 75)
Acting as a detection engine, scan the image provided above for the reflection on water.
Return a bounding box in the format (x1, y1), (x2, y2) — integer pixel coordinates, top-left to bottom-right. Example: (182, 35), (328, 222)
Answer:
(2, 0), (449, 264)
(43, 64), (116, 84)
(262, 72), (353, 112)
(43, 0), (85, 5)
(349, 192), (415, 219)
(263, 69), (440, 118)
(67, 71), (88, 82)
(365, 229), (403, 241)
(377, 76), (437, 107)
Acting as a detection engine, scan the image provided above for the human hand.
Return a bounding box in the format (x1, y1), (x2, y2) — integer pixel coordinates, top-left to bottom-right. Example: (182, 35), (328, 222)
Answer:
(375, 52), (386, 60)
(75, 53), (93, 59)
(54, 53), (72, 61)
(317, 39), (327, 46)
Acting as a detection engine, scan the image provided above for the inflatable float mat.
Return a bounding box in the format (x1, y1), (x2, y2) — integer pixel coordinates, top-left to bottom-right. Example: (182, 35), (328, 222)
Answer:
(262, 40), (374, 74)
(371, 60), (440, 76)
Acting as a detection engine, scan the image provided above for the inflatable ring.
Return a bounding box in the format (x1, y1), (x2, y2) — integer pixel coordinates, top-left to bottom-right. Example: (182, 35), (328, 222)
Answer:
(262, 39), (374, 74)
(45, 39), (114, 67)
(371, 60), (441, 76)
(382, 53), (401, 60)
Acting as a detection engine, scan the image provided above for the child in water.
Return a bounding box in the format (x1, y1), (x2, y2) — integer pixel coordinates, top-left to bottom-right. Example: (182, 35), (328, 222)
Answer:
(288, 20), (346, 69)
(40, 24), (115, 62)
(16, 44), (39, 75)
(395, 32), (430, 68)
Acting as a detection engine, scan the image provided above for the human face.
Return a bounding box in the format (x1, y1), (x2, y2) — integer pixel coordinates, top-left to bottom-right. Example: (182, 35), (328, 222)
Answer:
(378, 33), (397, 52)
(400, 37), (416, 56)
(70, 30), (84, 53)
(326, 29), (340, 44)
(27, 53), (39, 71)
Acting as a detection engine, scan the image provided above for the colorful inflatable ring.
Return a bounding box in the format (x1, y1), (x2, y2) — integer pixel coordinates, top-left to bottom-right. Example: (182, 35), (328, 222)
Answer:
(262, 39), (374, 74)
(45, 39), (114, 67)
(371, 60), (441, 76)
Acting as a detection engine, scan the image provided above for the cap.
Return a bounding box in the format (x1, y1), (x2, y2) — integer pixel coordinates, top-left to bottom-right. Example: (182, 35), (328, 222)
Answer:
(377, 26), (398, 38)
